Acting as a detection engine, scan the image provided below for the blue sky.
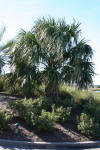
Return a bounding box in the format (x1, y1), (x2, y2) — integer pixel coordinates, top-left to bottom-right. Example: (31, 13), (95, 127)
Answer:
(0, 0), (100, 84)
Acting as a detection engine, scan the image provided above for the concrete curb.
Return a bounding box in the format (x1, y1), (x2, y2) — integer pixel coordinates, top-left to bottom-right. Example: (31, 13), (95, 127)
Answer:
(0, 139), (100, 148)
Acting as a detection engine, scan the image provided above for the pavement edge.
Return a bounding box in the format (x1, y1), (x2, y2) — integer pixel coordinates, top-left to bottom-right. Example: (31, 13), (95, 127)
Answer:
(0, 139), (100, 148)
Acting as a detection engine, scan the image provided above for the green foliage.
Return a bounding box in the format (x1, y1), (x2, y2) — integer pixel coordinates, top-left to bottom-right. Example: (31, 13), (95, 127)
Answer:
(0, 110), (11, 130)
(2, 73), (22, 95)
(80, 95), (100, 123)
(4, 73), (45, 97)
(59, 83), (90, 106)
(34, 110), (54, 132)
(77, 113), (100, 137)
(9, 98), (54, 132)
(81, 96), (97, 115)
(54, 106), (72, 123)
(9, 98), (34, 117)
(9, 97), (54, 114)
(9, 97), (72, 131)
(0, 77), (5, 91)
(9, 97), (53, 114)
(6, 17), (94, 98)
(58, 84), (100, 138)
(8, 86), (100, 136)
(59, 84), (76, 107)
(32, 97), (53, 111)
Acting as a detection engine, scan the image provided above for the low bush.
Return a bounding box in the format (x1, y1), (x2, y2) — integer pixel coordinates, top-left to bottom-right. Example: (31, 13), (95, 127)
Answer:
(52, 105), (72, 123)
(32, 97), (53, 112)
(9, 98), (72, 131)
(81, 95), (98, 114)
(80, 95), (100, 123)
(34, 110), (54, 132)
(9, 97), (53, 114)
(0, 110), (11, 130)
(77, 113), (100, 137)
(9, 98), (54, 132)
(9, 98), (34, 117)
(19, 110), (54, 132)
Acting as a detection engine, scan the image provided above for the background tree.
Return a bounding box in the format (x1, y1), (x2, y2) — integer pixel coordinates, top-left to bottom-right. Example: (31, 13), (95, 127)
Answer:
(0, 27), (6, 74)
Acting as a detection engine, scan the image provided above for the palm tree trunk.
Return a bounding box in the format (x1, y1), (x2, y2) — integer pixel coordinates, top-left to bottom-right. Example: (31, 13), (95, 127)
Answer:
(45, 82), (59, 98)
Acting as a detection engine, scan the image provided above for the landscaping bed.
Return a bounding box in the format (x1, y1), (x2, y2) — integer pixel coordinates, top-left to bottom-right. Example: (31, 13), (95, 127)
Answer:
(0, 91), (100, 142)
(0, 93), (93, 142)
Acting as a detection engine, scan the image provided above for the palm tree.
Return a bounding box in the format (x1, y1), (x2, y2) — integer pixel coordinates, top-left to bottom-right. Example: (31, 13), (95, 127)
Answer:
(33, 17), (94, 96)
(9, 17), (94, 97)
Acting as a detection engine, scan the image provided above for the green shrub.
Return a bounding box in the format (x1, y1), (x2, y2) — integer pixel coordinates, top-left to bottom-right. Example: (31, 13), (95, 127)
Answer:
(9, 98), (54, 132)
(54, 106), (72, 123)
(81, 96), (97, 115)
(9, 98), (34, 117)
(9, 97), (53, 117)
(0, 110), (11, 130)
(9, 99), (37, 127)
(9, 98), (72, 128)
(21, 110), (54, 132)
(77, 113), (100, 137)
(34, 110), (54, 132)
(80, 95), (100, 123)
(32, 97), (53, 112)
(95, 107), (100, 123)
